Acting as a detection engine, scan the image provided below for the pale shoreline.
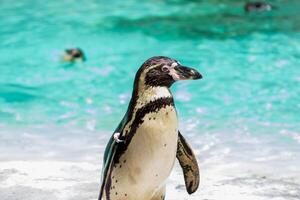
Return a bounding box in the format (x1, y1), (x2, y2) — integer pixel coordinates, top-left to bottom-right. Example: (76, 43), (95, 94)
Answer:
(1, 125), (300, 200)
(1, 160), (300, 200)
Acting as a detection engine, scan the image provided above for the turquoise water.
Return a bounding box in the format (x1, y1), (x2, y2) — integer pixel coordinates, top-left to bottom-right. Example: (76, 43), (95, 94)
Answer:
(1, 1), (300, 199)
(0, 0), (300, 139)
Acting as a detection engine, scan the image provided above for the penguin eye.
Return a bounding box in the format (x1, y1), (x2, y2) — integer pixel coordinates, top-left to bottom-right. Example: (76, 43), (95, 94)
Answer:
(161, 66), (169, 72)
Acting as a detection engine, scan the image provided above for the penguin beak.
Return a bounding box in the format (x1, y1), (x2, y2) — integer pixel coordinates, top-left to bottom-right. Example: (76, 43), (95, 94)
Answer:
(171, 65), (202, 80)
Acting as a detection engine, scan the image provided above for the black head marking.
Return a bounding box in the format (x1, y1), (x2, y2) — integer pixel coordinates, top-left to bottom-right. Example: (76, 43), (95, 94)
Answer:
(140, 56), (178, 87)
(133, 56), (202, 88)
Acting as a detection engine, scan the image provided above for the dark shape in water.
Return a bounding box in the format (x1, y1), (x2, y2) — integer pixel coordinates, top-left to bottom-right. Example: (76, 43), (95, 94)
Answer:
(0, 84), (38, 103)
(100, 8), (300, 40)
(0, 91), (36, 103)
(63, 48), (86, 62)
(244, 2), (273, 12)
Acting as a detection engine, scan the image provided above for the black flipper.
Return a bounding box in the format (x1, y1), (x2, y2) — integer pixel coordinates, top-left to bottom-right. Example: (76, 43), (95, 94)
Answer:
(98, 114), (129, 200)
(176, 131), (200, 194)
(98, 139), (117, 200)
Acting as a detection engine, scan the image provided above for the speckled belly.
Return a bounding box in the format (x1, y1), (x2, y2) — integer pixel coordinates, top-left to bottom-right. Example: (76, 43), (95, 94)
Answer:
(107, 105), (178, 200)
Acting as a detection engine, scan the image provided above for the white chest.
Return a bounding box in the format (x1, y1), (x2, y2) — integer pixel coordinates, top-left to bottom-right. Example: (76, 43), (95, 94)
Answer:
(109, 105), (178, 199)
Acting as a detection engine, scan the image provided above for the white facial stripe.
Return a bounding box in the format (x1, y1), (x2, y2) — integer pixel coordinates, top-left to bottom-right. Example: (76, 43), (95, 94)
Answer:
(168, 68), (180, 81)
(168, 63), (180, 81)
(171, 62), (178, 68)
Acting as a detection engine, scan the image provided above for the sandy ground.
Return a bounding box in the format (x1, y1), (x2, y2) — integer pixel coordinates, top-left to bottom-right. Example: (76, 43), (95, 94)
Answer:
(1, 126), (300, 200)
(1, 160), (300, 200)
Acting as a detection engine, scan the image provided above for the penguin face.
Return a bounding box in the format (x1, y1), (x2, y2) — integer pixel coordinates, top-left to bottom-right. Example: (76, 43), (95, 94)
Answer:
(63, 48), (85, 62)
(138, 56), (202, 88)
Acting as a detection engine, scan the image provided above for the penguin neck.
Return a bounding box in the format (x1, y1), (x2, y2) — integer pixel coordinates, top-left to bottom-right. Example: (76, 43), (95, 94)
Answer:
(131, 84), (173, 110)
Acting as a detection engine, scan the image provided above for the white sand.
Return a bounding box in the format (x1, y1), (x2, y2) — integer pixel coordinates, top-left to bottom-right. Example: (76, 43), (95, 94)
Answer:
(0, 125), (300, 200)
(1, 160), (300, 200)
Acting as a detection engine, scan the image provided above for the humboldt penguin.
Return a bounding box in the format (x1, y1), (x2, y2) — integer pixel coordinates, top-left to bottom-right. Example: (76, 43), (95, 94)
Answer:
(98, 56), (202, 200)
(63, 48), (86, 62)
(244, 2), (273, 12)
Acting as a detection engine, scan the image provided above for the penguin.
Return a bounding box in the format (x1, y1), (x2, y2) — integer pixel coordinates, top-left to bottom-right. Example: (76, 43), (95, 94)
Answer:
(244, 2), (273, 12)
(98, 56), (202, 200)
(63, 48), (86, 62)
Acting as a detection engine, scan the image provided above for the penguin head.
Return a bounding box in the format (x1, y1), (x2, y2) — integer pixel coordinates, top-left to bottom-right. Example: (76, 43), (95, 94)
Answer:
(244, 2), (272, 12)
(135, 56), (202, 88)
(63, 48), (86, 62)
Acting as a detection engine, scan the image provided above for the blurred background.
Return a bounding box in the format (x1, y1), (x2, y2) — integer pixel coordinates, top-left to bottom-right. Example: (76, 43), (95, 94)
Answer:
(0, 0), (299, 200)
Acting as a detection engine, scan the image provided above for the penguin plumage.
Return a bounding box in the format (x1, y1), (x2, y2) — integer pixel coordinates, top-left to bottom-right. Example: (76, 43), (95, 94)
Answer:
(99, 56), (202, 200)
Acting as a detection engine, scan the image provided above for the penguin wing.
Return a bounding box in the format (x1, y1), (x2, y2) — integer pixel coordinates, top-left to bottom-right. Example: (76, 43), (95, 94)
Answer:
(176, 131), (200, 194)
(98, 136), (117, 200)
(98, 115), (128, 200)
